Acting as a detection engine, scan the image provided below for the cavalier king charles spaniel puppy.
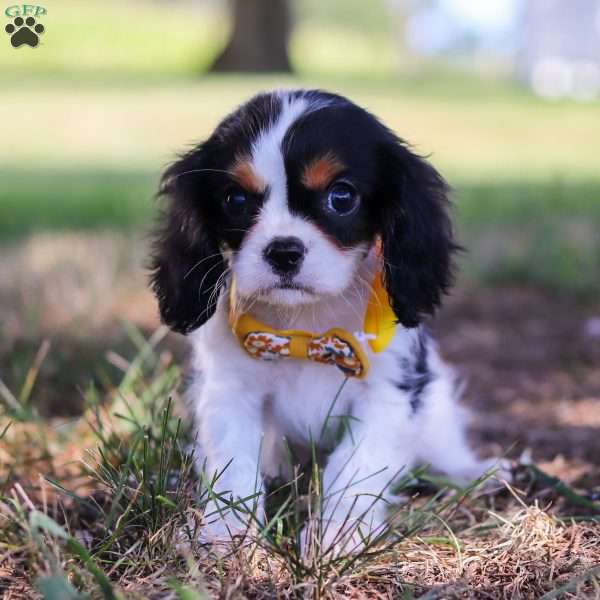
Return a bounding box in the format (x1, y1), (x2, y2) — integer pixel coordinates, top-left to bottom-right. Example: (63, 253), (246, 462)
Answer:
(150, 89), (504, 547)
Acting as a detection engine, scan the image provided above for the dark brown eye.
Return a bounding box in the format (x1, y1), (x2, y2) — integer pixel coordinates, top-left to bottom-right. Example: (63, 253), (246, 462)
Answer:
(224, 190), (249, 217)
(326, 182), (359, 216)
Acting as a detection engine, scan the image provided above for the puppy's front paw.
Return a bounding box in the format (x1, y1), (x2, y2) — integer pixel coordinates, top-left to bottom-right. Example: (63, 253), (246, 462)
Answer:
(203, 507), (243, 539)
(193, 499), (255, 550)
(302, 505), (389, 558)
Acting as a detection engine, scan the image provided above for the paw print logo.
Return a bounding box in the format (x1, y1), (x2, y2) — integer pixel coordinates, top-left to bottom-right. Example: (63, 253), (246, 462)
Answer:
(5, 16), (45, 48)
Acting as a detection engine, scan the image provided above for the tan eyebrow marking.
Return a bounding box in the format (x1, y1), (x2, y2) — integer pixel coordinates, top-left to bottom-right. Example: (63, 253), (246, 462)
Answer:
(301, 152), (345, 191)
(230, 155), (266, 193)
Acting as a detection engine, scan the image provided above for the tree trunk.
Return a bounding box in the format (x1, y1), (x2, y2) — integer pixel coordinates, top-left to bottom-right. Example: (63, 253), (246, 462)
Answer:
(210, 0), (292, 73)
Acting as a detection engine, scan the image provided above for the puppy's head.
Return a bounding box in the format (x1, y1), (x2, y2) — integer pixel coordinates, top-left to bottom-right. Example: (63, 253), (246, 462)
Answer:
(151, 90), (457, 334)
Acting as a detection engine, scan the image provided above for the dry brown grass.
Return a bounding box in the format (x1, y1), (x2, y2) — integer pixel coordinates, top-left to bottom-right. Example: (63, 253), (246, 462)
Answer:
(2, 461), (600, 599)
(2, 370), (600, 598)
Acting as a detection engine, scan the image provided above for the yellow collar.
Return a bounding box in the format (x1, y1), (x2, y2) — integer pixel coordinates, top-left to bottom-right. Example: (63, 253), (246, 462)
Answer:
(229, 271), (396, 379)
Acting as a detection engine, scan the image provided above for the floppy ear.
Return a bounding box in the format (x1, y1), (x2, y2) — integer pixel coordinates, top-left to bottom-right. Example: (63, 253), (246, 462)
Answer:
(378, 137), (458, 328)
(150, 150), (227, 334)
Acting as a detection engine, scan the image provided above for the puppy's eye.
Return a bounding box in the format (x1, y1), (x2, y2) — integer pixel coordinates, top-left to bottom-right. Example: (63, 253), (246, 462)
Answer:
(326, 182), (359, 216)
(224, 190), (249, 216)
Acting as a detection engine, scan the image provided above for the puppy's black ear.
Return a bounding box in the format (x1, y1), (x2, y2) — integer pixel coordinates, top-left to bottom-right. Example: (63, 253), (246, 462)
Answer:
(378, 137), (458, 328)
(150, 149), (227, 334)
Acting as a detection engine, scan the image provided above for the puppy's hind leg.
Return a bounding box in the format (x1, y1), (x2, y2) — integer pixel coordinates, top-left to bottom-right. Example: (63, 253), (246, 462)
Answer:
(416, 354), (510, 487)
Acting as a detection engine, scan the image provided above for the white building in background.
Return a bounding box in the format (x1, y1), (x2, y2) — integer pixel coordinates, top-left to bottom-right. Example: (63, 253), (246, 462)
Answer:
(405, 0), (519, 57)
(405, 0), (600, 100)
(520, 0), (600, 100)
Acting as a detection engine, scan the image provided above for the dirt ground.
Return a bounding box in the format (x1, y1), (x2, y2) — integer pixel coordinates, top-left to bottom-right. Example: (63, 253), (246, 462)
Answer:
(433, 286), (600, 489)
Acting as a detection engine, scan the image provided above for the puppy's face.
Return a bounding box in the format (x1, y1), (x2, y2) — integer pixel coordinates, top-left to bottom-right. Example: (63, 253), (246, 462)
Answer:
(225, 94), (382, 306)
(151, 90), (456, 333)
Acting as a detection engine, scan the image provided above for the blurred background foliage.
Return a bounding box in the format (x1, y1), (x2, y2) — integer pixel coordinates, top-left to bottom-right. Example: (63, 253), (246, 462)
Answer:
(0, 0), (598, 293)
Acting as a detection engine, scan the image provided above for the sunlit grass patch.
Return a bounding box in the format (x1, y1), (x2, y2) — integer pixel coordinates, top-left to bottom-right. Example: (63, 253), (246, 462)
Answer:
(0, 0), (226, 79)
(2, 75), (598, 178)
(0, 0), (397, 82)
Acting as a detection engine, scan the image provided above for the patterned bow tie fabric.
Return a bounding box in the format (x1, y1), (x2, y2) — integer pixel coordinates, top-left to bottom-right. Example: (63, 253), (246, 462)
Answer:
(243, 330), (364, 377)
(243, 331), (291, 361)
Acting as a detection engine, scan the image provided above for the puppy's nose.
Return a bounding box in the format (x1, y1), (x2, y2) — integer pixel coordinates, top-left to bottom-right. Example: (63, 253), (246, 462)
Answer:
(263, 237), (306, 275)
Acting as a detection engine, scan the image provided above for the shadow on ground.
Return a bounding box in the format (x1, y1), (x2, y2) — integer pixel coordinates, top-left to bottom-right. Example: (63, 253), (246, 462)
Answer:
(433, 286), (600, 485)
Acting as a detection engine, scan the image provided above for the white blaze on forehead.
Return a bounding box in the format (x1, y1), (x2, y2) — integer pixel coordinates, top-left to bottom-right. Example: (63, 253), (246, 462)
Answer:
(233, 93), (360, 302)
(250, 93), (308, 211)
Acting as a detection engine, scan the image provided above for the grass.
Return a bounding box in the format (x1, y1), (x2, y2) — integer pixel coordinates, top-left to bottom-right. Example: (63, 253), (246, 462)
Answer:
(0, 0), (398, 81)
(1, 0), (598, 294)
(2, 74), (598, 176)
(2, 329), (600, 599)
(0, 170), (156, 236)
(1, 71), (599, 292)
(1, 168), (598, 294)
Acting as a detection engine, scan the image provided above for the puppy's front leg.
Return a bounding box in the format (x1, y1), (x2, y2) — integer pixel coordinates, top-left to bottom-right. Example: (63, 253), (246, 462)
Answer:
(195, 379), (264, 542)
(317, 383), (416, 551)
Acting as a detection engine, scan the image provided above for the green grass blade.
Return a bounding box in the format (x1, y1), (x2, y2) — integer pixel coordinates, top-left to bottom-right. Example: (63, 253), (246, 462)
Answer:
(37, 575), (84, 600)
(169, 580), (209, 600)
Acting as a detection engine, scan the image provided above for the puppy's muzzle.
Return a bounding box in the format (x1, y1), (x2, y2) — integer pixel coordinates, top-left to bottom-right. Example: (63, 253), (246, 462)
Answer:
(263, 237), (306, 276)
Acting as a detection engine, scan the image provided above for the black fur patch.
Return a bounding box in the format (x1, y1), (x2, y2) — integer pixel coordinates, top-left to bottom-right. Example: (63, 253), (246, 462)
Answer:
(284, 94), (380, 248)
(149, 93), (282, 333)
(283, 91), (458, 326)
(394, 329), (433, 413)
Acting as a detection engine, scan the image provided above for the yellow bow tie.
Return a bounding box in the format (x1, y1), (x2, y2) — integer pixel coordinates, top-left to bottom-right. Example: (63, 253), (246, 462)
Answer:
(229, 271), (396, 379)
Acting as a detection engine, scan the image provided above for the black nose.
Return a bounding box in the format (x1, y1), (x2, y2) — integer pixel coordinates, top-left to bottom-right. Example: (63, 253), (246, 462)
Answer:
(263, 237), (306, 276)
